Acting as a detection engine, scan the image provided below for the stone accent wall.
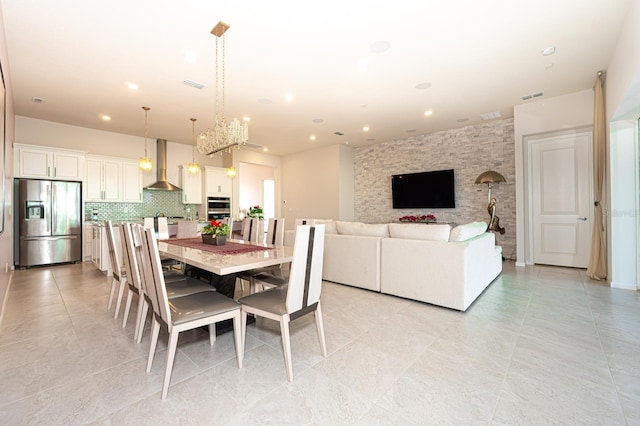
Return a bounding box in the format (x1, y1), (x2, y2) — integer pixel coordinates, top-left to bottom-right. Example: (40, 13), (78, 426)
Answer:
(354, 118), (516, 259)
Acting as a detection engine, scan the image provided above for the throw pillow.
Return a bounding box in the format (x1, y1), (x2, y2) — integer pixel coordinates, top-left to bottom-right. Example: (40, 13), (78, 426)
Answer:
(449, 221), (488, 242)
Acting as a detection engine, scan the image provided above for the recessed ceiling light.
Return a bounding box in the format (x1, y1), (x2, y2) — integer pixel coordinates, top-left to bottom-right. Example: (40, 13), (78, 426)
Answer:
(310, 135), (316, 141)
(100, 115), (111, 121)
(424, 109), (433, 117)
(263, 147), (269, 152)
(31, 97), (44, 103)
(544, 63), (555, 69)
(357, 59), (368, 72)
(370, 40), (391, 53)
(258, 98), (272, 104)
(284, 93), (294, 102)
(541, 46), (556, 56)
(415, 82), (432, 90)
(242, 115), (251, 122)
(362, 126), (370, 132)
(126, 82), (139, 91)
(183, 50), (197, 63)
(312, 118), (324, 123)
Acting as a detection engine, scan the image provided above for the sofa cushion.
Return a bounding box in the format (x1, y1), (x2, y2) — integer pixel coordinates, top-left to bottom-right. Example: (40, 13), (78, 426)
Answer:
(388, 223), (451, 241)
(315, 219), (337, 234)
(335, 221), (389, 237)
(449, 221), (488, 242)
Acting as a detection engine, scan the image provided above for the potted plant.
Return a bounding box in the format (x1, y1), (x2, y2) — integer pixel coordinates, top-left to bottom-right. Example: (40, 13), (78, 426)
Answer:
(246, 205), (264, 220)
(200, 219), (230, 245)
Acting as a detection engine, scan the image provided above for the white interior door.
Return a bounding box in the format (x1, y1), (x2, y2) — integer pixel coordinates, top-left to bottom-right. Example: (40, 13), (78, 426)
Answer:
(530, 131), (593, 267)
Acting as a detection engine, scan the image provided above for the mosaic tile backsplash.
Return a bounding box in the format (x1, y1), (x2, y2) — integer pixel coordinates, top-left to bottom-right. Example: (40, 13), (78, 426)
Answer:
(85, 191), (201, 222)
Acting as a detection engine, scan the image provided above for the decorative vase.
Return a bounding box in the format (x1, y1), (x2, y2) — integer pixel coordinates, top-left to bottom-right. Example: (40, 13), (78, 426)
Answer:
(201, 234), (226, 245)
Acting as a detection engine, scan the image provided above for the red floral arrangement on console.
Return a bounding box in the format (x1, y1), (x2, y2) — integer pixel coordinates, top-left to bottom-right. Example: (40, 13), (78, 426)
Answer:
(399, 214), (437, 223)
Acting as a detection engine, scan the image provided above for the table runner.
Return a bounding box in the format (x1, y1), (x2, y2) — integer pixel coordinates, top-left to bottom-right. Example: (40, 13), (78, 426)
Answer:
(162, 238), (273, 255)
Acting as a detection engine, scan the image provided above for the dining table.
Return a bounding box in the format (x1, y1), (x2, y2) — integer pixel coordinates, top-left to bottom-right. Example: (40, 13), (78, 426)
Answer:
(157, 237), (293, 277)
(157, 237), (293, 334)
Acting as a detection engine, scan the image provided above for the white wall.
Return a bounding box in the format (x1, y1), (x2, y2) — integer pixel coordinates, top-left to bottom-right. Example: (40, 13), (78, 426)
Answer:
(609, 121), (638, 289)
(338, 144), (355, 222)
(0, 2), (15, 323)
(604, 0), (640, 290)
(281, 144), (354, 230)
(514, 90), (594, 266)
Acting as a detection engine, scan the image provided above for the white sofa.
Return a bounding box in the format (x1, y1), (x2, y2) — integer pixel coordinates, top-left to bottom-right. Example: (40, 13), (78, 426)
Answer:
(285, 220), (502, 311)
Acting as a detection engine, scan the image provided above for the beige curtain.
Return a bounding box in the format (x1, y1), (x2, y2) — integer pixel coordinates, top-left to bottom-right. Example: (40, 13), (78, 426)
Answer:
(586, 73), (607, 280)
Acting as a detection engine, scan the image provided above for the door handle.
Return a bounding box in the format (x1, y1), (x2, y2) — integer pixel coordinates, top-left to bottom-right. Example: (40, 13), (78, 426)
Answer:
(577, 217), (587, 221)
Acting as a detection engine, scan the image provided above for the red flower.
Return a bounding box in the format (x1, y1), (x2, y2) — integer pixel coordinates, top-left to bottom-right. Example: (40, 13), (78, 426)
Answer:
(211, 219), (220, 227)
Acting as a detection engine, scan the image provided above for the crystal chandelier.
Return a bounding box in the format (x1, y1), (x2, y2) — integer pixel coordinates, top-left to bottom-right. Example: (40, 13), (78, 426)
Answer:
(187, 118), (200, 174)
(197, 21), (249, 156)
(139, 106), (153, 171)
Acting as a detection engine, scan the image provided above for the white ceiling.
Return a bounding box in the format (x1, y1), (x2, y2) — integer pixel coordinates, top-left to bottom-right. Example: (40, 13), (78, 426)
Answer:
(1, 0), (632, 156)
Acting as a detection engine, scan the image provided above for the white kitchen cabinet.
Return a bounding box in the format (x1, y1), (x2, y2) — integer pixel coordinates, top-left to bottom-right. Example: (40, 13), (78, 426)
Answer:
(14, 143), (85, 181)
(85, 155), (143, 203)
(180, 165), (203, 204)
(90, 223), (121, 275)
(121, 160), (143, 203)
(85, 156), (121, 202)
(84, 222), (93, 261)
(204, 166), (231, 197)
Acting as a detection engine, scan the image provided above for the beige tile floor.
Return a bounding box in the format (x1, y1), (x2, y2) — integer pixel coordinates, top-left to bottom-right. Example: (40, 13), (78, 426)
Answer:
(0, 261), (639, 425)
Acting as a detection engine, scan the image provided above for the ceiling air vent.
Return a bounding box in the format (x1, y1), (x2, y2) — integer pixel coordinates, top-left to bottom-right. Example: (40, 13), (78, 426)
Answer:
(183, 80), (205, 90)
(479, 111), (502, 120)
(334, 131), (344, 136)
(521, 91), (544, 101)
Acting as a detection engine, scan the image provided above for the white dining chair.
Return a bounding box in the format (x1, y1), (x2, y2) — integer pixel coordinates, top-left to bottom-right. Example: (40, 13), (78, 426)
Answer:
(139, 226), (243, 399)
(105, 220), (127, 319)
(242, 218), (260, 243)
(121, 223), (215, 343)
(157, 216), (170, 240)
(236, 218), (286, 294)
(239, 224), (326, 382)
(143, 217), (154, 230)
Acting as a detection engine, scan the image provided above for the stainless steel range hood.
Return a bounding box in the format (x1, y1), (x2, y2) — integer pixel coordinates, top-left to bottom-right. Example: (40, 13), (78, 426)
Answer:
(144, 139), (182, 191)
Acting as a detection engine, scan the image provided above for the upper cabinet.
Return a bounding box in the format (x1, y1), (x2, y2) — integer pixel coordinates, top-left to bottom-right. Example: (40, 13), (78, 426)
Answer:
(204, 166), (231, 197)
(179, 165), (203, 204)
(14, 144), (85, 181)
(121, 160), (143, 203)
(85, 155), (143, 203)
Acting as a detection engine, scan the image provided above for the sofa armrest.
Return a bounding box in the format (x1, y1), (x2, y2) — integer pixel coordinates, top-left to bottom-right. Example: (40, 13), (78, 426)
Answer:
(323, 234), (382, 292)
(381, 232), (501, 310)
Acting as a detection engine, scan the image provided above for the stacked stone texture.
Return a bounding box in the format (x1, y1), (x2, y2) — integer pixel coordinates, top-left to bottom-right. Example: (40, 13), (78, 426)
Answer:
(354, 118), (516, 259)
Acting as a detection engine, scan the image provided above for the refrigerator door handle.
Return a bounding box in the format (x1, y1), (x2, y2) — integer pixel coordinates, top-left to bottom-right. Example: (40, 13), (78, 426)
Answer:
(52, 184), (57, 233)
(46, 184), (51, 233)
(22, 235), (78, 241)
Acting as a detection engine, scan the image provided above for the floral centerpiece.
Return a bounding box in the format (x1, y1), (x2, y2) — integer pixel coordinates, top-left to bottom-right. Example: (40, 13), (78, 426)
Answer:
(399, 214), (437, 223)
(200, 219), (229, 245)
(246, 205), (264, 220)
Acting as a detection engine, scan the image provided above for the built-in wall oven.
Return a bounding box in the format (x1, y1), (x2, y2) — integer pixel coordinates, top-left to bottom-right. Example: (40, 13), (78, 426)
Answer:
(207, 196), (231, 220)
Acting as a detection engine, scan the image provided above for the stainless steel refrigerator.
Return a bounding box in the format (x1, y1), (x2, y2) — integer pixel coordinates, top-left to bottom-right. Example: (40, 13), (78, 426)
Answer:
(14, 178), (82, 268)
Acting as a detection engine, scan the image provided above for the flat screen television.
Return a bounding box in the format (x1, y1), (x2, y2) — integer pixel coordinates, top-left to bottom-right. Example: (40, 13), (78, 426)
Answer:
(392, 169), (455, 209)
